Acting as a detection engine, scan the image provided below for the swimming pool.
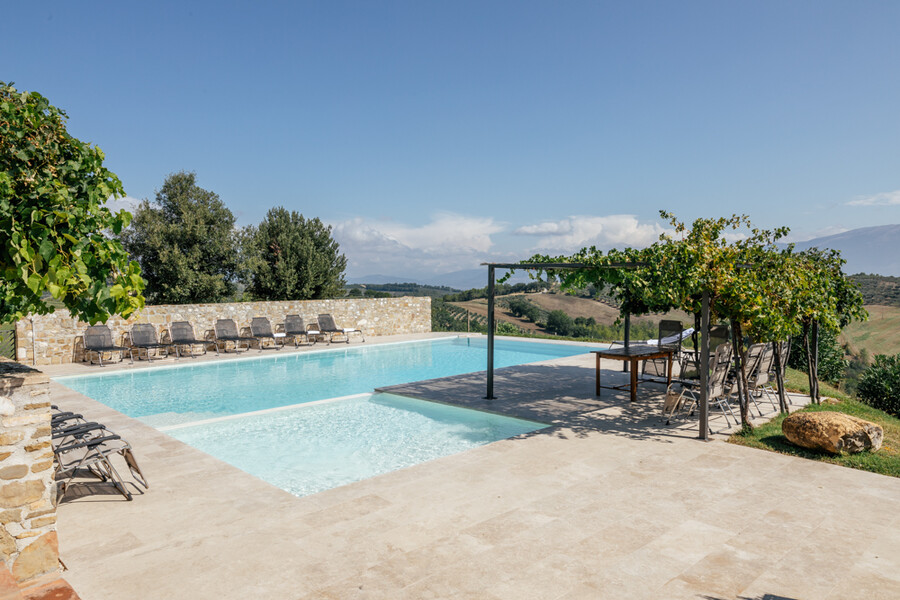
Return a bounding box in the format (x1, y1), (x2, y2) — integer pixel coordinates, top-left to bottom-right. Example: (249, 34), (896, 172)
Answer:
(55, 336), (595, 497)
(56, 336), (595, 427)
(163, 393), (546, 497)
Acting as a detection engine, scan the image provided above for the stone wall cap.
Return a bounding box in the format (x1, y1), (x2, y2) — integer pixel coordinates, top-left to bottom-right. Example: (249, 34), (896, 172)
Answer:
(0, 358), (49, 385)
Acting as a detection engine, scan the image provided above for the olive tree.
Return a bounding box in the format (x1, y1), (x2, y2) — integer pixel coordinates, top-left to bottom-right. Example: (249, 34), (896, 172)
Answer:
(0, 82), (144, 324)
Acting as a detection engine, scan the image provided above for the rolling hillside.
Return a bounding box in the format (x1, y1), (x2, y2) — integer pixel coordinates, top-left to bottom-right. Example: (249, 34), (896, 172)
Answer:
(841, 305), (900, 358)
(449, 292), (692, 337)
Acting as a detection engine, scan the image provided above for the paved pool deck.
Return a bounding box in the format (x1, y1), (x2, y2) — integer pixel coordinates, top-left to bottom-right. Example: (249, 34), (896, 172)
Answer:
(44, 334), (900, 599)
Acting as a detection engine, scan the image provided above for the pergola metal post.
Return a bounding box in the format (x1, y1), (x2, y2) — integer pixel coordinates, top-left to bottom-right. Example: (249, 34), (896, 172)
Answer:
(485, 265), (496, 400)
(623, 311), (631, 372)
(699, 290), (710, 440)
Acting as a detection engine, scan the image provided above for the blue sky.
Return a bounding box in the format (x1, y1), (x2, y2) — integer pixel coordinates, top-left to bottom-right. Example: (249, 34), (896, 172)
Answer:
(5, 1), (900, 279)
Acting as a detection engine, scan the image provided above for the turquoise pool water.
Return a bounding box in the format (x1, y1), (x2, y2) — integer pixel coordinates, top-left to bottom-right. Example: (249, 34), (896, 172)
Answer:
(163, 393), (546, 497)
(55, 336), (592, 497)
(55, 336), (593, 428)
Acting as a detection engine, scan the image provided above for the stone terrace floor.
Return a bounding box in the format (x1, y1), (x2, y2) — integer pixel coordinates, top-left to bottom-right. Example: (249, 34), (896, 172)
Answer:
(43, 334), (900, 599)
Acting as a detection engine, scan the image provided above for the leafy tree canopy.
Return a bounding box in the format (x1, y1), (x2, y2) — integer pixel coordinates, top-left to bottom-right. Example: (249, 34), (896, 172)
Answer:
(0, 82), (144, 324)
(120, 171), (239, 304)
(242, 206), (346, 300)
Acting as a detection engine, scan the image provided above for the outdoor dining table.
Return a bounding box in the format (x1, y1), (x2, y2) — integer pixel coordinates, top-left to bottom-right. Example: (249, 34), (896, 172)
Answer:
(592, 345), (674, 402)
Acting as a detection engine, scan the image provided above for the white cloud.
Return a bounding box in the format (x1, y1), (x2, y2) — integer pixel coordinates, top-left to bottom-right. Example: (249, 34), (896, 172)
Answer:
(332, 213), (505, 277)
(847, 190), (900, 207)
(514, 214), (666, 252)
(105, 195), (142, 214)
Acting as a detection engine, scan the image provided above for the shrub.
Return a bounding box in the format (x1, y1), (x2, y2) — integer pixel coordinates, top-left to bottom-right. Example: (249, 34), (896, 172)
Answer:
(545, 310), (574, 337)
(789, 327), (847, 384)
(495, 321), (521, 335)
(857, 354), (900, 417)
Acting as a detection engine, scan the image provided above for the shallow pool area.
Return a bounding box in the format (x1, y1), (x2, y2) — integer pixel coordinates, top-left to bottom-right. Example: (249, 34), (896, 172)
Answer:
(162, 393), (547, 497)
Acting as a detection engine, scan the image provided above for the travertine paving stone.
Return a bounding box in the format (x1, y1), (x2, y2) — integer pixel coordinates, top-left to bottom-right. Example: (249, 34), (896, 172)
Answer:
(41, 334), (900, 600)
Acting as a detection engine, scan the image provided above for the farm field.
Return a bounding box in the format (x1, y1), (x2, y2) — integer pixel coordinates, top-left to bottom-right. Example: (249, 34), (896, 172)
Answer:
(449, 292), (693, 337)
(841, 304), (900, 358)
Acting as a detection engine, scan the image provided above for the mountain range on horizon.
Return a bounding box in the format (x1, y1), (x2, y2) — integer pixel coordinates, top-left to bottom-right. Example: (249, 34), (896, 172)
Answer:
(349, 224), (900, 289)
(789, 224), (900, 277)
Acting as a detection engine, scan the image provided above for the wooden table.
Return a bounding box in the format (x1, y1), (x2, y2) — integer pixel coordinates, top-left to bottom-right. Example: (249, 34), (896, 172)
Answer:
(592, 345), (674, 402)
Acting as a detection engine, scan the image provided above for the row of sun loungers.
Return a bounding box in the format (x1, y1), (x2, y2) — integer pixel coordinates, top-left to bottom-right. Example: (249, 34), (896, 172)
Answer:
(52, 405), (148, 501)
(83, 314), (364, 365)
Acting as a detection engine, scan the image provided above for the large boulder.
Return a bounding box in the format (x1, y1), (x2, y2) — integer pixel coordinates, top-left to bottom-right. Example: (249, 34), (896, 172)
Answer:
(782, 412), (883, 454)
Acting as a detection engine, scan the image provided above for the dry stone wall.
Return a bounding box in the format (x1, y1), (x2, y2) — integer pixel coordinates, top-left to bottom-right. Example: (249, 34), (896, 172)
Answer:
(16, 297), (431, 366)
(0, 358), (58, 587)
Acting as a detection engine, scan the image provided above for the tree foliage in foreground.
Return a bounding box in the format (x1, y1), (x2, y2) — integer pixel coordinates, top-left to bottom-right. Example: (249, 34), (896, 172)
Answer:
(120, 172), (239, 304)
(0, 81), (144, 324)
(242, 206), (346, 300)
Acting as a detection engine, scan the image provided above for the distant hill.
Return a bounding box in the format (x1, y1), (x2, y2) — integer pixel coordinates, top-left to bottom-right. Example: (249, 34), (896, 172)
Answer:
(848, 274), (900, 307)
(346, 274), (419, 285)
(348, 268), (533, 290)
(793, 224), (900, 276)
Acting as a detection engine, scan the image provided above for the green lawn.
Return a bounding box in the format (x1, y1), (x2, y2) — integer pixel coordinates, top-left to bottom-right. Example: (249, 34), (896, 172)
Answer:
(728, 368), (900, 478)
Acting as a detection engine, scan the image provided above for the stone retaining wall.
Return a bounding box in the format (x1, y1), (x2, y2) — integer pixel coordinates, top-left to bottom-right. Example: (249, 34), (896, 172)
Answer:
(0, 358), (58, 588)
(16, 297), (432, 366)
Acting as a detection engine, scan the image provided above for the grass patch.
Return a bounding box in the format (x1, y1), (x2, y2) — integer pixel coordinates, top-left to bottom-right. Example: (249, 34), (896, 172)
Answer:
(728, 368), (900, 478)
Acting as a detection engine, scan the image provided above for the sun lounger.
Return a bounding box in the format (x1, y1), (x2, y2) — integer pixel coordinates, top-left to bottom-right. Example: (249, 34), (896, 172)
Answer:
(52, 410), (148, 502)
(317, 314), (365, 343)
(169, 321), (209, 358)
(214, 319), (255, 353)
(283, 315), (314, 346)
(129, 323), (171, 361)
(250, 317), (284, 351)
(83, 325), (132, 366)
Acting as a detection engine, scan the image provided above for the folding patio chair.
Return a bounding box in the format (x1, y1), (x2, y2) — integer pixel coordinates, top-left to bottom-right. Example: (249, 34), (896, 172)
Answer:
(642, 320), (685, 381)
(666, 342), (737, 432)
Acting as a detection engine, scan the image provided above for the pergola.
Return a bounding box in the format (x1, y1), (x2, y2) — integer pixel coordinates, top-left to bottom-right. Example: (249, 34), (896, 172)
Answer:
(481, 262), (715, 440)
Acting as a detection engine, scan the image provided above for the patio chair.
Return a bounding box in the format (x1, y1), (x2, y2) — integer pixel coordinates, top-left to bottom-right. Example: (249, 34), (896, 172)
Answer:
(249, 317), (284, 351)
(169, 321), (209, 358)
(317, 314), (365, 344)
(214, 319), (255, 354)
(747, 342), (779, 412)
(678, 324), (729, 381)
(642, 320), (685, 381)
(283, 315), (314, 347)
(667, 342), (737, 432)
(740, 343), (769, 417)
(128, 323), (171, 362)
(83, 325), (132, 366)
